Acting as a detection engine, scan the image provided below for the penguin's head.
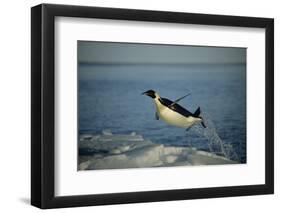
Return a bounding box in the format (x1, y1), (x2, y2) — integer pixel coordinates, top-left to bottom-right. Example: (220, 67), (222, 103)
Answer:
(142, 90), (156, 99)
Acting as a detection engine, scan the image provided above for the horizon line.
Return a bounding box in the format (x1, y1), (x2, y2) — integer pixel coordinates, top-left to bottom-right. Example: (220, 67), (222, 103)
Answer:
(78, 62), (246, 66)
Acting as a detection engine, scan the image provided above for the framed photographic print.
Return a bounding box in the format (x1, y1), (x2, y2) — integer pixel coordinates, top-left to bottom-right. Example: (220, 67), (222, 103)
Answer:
(31, 3), (274, 209)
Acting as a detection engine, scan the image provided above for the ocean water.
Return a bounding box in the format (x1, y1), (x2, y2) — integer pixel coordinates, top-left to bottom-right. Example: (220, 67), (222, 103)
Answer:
(79, 63), (246, 163)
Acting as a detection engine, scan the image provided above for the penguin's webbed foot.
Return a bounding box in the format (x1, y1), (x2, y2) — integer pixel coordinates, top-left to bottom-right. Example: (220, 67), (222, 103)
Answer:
(201, 121), (206, 128)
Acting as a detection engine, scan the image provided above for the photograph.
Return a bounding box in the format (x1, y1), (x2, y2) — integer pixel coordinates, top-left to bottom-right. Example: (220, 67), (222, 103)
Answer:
(30, 2), (274, 209)
(77, 41), (246, 170)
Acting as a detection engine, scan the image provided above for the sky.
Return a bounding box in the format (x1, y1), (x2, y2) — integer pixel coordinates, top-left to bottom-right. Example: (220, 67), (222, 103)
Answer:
(78, 41), (246, 65)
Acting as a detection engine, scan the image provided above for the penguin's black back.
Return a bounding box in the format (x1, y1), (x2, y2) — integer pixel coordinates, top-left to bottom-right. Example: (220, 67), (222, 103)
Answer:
(159, 98), (193, 117)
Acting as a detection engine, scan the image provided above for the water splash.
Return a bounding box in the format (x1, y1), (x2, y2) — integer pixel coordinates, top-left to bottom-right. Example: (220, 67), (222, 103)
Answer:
(189, 113), (240, 162)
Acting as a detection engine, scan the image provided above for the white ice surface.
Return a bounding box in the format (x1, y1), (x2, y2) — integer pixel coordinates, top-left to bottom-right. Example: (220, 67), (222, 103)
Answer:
(79, 130), (236, 170)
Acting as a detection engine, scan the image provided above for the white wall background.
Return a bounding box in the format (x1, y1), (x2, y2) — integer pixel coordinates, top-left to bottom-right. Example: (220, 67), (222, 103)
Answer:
(0, 0), (279, 212)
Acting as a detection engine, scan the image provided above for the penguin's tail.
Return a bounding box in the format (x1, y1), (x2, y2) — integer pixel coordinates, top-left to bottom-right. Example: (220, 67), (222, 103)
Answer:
(193, 107), (206, 128)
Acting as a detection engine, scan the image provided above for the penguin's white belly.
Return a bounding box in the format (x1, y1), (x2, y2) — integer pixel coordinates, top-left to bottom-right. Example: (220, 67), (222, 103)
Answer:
(158, 108), (198, 128)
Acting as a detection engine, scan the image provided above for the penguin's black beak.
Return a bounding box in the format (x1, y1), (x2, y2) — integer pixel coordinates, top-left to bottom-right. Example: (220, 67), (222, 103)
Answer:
(142, 91), (148, 95)
(142, 90), (156, 98)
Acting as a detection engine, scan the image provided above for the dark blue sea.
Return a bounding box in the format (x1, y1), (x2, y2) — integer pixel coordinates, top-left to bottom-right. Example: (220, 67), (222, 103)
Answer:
(79, 63), (246, 163)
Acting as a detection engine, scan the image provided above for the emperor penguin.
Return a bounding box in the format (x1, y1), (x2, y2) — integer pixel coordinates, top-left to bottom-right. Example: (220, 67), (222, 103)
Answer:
(142, 90), (206, 130)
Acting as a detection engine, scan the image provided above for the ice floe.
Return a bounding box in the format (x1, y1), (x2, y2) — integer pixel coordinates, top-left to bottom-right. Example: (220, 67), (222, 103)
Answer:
(79, 130), (237, 170)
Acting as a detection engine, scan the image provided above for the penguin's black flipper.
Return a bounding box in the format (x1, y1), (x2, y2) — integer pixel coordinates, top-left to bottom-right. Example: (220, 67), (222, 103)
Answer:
(170, 93), (191, 107)
(155, 112), (159, 120)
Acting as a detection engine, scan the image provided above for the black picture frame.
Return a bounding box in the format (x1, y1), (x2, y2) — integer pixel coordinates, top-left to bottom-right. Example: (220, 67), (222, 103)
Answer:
(31, 3), (274, 209)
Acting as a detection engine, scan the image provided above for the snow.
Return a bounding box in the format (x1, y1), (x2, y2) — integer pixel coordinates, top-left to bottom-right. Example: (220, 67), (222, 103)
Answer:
(79, 130), (237, 170)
